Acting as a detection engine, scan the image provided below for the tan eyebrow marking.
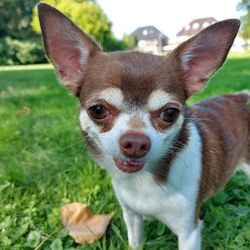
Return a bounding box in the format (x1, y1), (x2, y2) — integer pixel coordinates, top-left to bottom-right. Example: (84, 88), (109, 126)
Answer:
(98, 87), (124, 108)
(148, 89), (177, 111)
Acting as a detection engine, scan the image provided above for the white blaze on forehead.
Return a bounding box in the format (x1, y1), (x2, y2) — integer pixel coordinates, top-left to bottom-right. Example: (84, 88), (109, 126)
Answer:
(99, 87), (124, 108)
(148, 89), (176, 110)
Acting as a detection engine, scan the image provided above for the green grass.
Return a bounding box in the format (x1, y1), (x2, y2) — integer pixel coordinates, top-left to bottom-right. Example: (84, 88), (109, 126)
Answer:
(0, 54), (250, 250)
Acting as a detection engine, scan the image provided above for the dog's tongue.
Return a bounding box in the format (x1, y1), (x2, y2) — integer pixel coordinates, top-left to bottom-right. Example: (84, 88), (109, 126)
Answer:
(113, 158), (145, 173)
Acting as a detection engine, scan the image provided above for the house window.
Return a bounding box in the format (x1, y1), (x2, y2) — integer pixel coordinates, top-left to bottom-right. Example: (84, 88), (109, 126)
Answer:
(143, 29), (148, 36)
(138, 40), (146, 47)
(203, 22), (209, 28)
(193, 23), (199, 29)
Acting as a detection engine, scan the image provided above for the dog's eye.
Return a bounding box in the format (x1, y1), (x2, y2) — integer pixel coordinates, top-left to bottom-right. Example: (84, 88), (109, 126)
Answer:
(88, 105), (109, 120)
(159, 108), (180, 123)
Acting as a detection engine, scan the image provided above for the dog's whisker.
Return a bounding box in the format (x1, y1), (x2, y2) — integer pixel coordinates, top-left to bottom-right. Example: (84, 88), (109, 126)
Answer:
(62, 140), (85, 150)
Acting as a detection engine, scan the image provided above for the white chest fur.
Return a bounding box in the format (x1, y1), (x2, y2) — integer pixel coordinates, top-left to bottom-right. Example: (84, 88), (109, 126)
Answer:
(112, 123), (202, 235)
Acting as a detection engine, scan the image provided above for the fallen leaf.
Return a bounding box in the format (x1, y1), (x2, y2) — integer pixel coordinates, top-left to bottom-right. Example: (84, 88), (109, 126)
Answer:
(14, 106), (31, 116)
(61, 202), (114, 244)
(22, 106), (31, 114)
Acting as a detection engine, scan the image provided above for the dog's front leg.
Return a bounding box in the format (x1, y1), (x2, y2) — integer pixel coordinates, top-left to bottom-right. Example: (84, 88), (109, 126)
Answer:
(177, 220), (202, 250)
(122, 205), (143, 250)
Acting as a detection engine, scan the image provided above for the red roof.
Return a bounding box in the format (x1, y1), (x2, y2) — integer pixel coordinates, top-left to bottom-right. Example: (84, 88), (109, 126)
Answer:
(177, 17), (217, 37)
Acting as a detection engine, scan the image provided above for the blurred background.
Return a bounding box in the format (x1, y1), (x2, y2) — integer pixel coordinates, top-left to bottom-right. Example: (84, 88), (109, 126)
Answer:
(0, 0), (250, 66)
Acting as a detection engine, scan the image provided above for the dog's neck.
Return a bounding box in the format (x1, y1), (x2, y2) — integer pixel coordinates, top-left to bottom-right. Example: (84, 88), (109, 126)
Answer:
(153, 119), (189, 183)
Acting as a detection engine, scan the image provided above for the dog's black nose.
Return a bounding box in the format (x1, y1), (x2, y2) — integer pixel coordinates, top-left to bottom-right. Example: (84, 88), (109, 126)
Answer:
(119, 132), (151, 158)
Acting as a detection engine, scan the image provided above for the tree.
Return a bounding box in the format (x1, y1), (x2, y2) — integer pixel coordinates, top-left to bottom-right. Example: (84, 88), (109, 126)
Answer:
(122, 34), (138, 50)
(0, 0), (38, 40)
(32, 0), (128, 51)
(0, 0), (47, 65)
(237, 0), (250, 39)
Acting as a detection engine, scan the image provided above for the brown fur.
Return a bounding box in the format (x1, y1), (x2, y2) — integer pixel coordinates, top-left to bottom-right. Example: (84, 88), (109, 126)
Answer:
(192, 94), (250, 223)
(79, 52), (186, 109)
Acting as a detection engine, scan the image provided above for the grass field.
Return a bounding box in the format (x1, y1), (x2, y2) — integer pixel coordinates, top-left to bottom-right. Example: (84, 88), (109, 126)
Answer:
(0, 54), (250, 250)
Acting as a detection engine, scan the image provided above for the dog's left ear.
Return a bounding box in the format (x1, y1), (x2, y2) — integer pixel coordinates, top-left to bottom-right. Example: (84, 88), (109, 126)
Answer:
(38, 3), (101, 95)
(172, 19), (240, 98)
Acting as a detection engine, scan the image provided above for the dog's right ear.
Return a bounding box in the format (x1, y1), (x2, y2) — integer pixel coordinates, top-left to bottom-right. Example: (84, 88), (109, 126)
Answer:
(38, 3), (101, 95)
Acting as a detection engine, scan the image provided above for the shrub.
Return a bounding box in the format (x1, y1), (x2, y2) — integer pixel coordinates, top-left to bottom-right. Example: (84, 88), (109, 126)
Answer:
(0, 37), (47, 65)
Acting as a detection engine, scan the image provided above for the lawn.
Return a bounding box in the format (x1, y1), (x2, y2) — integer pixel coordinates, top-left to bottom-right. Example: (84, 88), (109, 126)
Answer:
(0, 54), (250, 250)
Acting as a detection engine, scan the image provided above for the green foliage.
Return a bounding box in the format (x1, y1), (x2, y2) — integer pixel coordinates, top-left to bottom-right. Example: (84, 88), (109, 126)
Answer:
(51, 238), (63, 250)
(122, 34), (138, 50)
(0, 0), (128, 65)
(103, 35), (129, 52)
(237, 0), (250, 39)
(0, 37), (47, 65)
(0, 54), (250, 248)
(26, 231), (41, 248)
(0, 0), (38, 40)
(242, 12), (250, 40)
(0, 0), (47, 65)
(32, 0), (128, 52)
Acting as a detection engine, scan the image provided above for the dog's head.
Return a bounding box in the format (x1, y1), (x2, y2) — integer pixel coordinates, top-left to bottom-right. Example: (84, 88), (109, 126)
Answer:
(38, 3), (240, 177)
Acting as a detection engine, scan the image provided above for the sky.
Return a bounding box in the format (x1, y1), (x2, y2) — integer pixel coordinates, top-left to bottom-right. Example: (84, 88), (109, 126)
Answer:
(97, 0), (241, 39)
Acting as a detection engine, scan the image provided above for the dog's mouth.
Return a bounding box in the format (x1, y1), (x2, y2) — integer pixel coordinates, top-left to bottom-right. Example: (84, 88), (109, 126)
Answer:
(113, 157), (145, 173)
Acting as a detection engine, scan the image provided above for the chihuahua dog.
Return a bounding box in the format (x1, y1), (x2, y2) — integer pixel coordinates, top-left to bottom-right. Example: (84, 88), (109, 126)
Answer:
(38, 3), (250, 250)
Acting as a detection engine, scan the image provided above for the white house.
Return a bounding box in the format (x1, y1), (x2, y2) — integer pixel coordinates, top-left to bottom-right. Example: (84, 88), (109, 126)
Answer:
(165, 17), (246, 52)
(131, 26), (168, 54)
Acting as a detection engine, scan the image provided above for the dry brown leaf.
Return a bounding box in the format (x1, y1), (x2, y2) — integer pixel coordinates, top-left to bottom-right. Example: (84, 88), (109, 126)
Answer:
(61, 202), (115, 244)
(22, 106), (31, 114)
(14, 106), (31, 116)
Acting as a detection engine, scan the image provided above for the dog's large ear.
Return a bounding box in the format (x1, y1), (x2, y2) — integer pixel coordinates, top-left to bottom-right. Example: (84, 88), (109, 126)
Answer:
(38, 3), (101, 95)
(171, 19), (240, 98)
